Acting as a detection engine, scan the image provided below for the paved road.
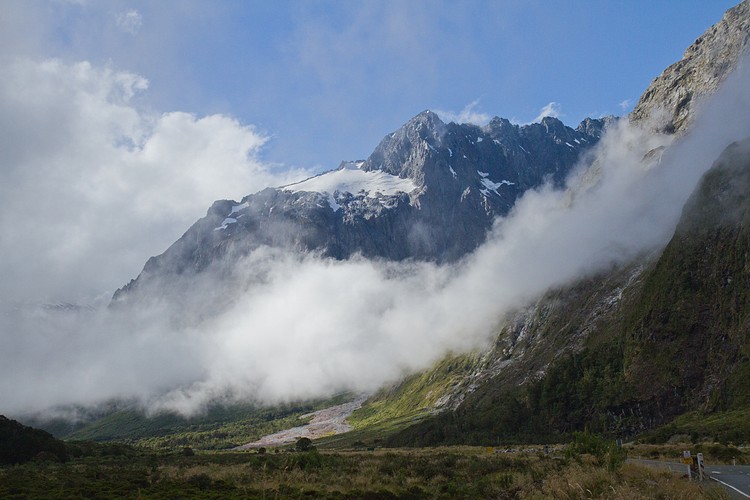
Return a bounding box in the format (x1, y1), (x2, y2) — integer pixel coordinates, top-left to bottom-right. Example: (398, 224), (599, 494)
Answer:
(631, 459), (750, 498)
(707, 464), (750, 499)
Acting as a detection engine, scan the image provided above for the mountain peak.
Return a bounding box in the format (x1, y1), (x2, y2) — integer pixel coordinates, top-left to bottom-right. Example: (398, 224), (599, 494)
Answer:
(576, 116), (616, 139)
(414, 109), (442, 122)
(404, 109), (447, 139)
(113, 105), (606, 304)
(487, 116), (513, 128)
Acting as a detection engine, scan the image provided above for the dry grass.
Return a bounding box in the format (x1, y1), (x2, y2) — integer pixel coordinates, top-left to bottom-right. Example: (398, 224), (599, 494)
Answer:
(0, 446), (733, 498)
(151, 448), (732, 498)
(528, 461), (729, 499)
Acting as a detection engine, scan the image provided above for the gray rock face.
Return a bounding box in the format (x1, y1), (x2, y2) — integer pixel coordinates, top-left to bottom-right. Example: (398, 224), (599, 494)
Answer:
(113, 112), (606, 302)
(630, 0), (750, 134)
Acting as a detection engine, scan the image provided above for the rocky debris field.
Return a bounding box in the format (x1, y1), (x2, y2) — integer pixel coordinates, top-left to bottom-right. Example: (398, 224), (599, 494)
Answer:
(234, 397), (366, 449)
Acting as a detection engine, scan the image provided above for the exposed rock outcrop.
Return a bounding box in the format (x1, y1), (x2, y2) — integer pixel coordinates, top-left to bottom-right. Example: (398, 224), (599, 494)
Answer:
(630, 0), (750, 134)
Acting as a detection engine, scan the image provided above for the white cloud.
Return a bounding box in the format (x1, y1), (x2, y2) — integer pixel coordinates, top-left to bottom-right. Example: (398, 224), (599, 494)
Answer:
(433, 99), (492, 126)
(619, 98), (632, 111)
(532, 101), (562, 122)
(116, 9), (143, 35)
(0, 58), (308, 304)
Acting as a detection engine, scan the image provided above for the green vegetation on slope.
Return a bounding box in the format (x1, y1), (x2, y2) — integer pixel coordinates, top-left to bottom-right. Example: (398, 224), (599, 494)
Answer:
(315, 354), (483, 449)
(640, 408), (750, 446)
(349, 354), (481, 428)
(621, 139), (750, 424)
(386, 335), (635, 447)
(340, 259), (644, 447)
(52, 394), (352, 450)
(0, 415), (68, 465)
(386, 139), (750, 448)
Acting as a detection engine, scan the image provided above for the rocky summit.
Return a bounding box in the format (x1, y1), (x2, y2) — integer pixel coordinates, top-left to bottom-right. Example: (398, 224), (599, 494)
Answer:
(114, 112), (608, 302)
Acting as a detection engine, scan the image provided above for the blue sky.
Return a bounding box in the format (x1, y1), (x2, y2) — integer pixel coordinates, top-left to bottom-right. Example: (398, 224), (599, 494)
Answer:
(3, 0), (739, 171)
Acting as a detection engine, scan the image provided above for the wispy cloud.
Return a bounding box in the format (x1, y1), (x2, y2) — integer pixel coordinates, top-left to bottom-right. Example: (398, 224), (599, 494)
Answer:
(434, 100), (492, 125)
(532, 101), (562, 122)
(116, 9), (143, 35)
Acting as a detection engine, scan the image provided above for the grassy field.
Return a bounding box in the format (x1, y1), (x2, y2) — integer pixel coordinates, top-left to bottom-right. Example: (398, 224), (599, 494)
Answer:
(0, 443), (731, 499)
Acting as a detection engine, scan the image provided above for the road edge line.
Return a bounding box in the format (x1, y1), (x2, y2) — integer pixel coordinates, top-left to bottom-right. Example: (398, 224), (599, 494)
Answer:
(710, 476), (750, 498)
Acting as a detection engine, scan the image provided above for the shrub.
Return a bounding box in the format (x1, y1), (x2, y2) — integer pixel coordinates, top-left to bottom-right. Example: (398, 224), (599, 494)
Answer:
(0, 415), (68, 464)
(295, 437), (314, 452)
(186, 473), (212, 490)
(565, 432), (627, 471)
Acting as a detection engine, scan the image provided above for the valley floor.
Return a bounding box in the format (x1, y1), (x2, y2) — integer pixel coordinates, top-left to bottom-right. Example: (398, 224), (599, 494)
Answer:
(0, 445), (730, 499)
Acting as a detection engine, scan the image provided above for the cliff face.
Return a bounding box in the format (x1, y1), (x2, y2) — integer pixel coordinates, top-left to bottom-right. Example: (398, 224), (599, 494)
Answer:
(630, 0), (750, 134)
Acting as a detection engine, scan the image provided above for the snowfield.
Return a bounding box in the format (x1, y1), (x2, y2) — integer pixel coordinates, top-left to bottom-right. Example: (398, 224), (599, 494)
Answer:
(283, 161), (417, 201)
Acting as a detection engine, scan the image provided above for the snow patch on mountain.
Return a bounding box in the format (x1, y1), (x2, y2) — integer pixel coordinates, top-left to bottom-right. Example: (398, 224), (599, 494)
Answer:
(283, 161), (417, 200)
(327, 194), (341, 212)
(214, 217), (238, 231)
(480, 178), (515, 196)
(230, 202), (249, 214)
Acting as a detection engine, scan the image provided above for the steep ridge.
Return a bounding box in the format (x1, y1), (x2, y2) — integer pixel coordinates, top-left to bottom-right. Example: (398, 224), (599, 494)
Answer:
(0, 415), (67, 464)
(385, 137), (750, 447)
(113, 113), (606, 302)
(622, 138), (750, 417)
(342, 261), (650, 444)
(363, 1), (750, 445)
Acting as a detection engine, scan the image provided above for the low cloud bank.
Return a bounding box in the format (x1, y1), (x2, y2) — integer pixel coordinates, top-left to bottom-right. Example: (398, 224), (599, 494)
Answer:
(3, 54), (750, 418)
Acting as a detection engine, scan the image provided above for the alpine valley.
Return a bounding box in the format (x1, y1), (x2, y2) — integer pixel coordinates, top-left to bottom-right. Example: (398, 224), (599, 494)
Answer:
(13, 0), (750, 464)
